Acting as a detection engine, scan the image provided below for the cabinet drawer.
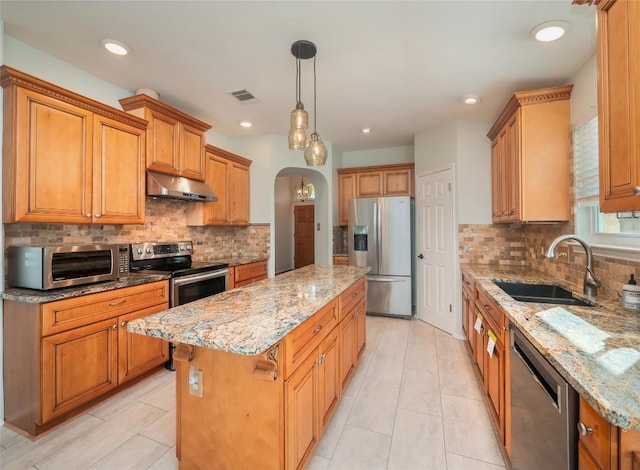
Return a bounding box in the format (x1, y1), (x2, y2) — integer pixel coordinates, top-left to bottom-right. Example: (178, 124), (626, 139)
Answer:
(235, 274), (267, 288)
(339, 278), (365, 321)
(234, 261), (267, 283)
(42, 281), (169, 336)
(476, 287), (506, 343)
(579, 397), (613, 470)
(283, 299), (338, 379)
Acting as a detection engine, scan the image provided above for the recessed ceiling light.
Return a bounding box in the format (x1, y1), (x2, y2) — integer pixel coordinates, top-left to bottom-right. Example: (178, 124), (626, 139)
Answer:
(101, 39), (129, 56)
(461, 95), (481, 105)
(362, 128), (371, 134)
(531, 21), (569, 42)
(240, 121), (252, 128)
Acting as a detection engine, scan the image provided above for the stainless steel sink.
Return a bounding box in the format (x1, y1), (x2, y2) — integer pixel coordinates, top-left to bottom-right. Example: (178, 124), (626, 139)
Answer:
(493, 281), (594, 307)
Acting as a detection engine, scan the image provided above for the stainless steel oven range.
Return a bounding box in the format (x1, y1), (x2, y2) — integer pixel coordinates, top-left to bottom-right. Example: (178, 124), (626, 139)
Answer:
(129, 240), (228, 370)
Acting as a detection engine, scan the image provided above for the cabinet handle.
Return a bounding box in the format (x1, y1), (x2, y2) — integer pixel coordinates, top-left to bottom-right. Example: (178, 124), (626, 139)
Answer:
(501, 326), (509, 332)
(634, 186), (640, 196)
(112, 324), (118, 330)
(109, 299), (127, 307)
(312, 325), (323, 334)
(577, 422), (593, 436)
(121, 321), (128, 327)
(317, 353), (327, 366)
(86, 213), (92, 218)
(95, 213), (101, 218)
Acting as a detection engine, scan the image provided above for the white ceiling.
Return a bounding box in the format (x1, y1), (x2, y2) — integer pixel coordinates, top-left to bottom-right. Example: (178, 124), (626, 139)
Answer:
(0, 1), (596, 152)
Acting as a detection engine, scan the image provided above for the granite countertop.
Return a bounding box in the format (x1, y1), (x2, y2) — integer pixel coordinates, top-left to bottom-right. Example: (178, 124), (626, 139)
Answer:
(1, 273), (170, 303)
(127, 265), (370, 356)
(461, 264), (640, 431)
(211, 256), (268, 267)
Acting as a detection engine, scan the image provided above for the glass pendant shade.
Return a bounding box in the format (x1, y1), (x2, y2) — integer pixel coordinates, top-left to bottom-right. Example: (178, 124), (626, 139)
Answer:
(290, 103), (308, 129)
(288, 126), (307, 151)
(304, 132), (328, 166)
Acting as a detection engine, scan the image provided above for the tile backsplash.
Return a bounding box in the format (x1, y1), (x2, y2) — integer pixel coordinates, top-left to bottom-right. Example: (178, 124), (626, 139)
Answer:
(4, 198), (270, 266)
(459, 222), (639, 301)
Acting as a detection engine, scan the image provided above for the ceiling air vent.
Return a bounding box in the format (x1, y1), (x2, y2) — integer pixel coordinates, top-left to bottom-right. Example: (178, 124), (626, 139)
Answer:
(229, 89), (257, 103)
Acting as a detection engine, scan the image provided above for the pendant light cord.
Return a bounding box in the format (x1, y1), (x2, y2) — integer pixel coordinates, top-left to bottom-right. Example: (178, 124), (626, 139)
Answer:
(313, 55), (317, 133)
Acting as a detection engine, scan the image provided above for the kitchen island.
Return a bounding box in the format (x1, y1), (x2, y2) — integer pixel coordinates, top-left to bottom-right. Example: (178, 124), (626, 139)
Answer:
(128, 264), (369, 470)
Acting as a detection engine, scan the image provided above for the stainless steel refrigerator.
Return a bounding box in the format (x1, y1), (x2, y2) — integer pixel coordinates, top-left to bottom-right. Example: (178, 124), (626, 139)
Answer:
(348, 196), (414, 318)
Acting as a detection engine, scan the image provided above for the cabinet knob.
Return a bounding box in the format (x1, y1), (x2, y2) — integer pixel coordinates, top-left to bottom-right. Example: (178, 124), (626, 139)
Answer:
(95, 213), (101, 218)
(634, 186), (640, 196)
(86, 213), (92, 218)
(577, 422), (593, 436)
(121, 321), (128, 327)
(112, 324), (118, 330)
(418, 254), (424, 259)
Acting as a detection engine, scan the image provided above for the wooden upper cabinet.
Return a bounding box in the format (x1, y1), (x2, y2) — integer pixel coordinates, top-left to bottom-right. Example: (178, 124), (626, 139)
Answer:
(1, 66), (147, 224)
(596, 0), (640, 212)
(119, 94), (210, 181)
(338, 173), (356, 226)
(337, 163), (414, 226)
(186, 144), (252, 226)
(356, 171), (383, 197)
(487, 85), (572, 223)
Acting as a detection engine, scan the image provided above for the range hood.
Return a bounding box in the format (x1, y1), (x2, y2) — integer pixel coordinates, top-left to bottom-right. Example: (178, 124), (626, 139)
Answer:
(146, 171), (218, 202)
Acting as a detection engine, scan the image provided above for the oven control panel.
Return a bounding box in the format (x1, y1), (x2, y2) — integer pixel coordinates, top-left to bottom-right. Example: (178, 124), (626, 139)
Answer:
(130, 241), (194, 261)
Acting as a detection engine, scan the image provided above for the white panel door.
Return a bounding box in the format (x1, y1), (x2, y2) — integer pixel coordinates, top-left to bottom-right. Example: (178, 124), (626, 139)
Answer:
(416, 168), (454, 333)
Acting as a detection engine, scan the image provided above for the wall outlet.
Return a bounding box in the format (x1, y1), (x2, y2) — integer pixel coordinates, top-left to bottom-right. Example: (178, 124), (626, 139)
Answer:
(188, 366), (203, 398)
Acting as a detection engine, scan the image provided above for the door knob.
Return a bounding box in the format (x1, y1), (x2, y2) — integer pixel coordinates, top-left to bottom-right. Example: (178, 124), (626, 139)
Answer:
(418, 254), (424, 259)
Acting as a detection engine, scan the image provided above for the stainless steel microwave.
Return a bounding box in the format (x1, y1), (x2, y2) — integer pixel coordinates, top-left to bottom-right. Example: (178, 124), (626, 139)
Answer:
(8, 244), (129, 290)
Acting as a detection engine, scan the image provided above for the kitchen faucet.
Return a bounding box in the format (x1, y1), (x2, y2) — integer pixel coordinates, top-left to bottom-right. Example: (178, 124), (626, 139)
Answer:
(546, 234), (602, 297)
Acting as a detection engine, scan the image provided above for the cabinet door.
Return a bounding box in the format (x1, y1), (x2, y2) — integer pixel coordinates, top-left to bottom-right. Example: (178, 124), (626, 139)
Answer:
(598, 0), (640, 212)
(146, 108), (180, 176)
(490, 138), (502, 221)
(356, 171), (383, 197)
(339, 313), (356, 391)
(354, 300), (366, 360)
(118, 304), (169, 385)
(462, 286), (471, 344)
(179, 123), (206, 181)
(338, 173), (356, 226)
(228, 161), (250, 225)
(473, 313), (485, 377)
(318, 328), (340, 431)
(285, 351), (319, 470)
(204, 153), (230, 224)
(383, 167), (413, 196)
(10, 87), (92, 223)
(504, 113), (521, 221)
(41, 318), (118, 423)
(483, 330), (505, 441)
(579, 441), (602, 470)
(93, 114), (145, 224)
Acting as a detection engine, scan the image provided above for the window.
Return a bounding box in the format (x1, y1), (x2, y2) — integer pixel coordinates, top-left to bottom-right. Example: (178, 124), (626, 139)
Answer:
(574, 117), (640, 254)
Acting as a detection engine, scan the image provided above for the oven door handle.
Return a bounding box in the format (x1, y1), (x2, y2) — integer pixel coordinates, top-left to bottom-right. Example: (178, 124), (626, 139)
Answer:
(172, 269), (229, 287)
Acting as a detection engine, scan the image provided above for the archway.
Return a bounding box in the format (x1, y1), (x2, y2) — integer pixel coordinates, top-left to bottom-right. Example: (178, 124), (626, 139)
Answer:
(274, 168), (328, 274)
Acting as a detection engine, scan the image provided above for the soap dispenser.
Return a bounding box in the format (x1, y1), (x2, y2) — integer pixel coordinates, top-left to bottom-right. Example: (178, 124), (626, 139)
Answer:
(621, 274), (640, 310)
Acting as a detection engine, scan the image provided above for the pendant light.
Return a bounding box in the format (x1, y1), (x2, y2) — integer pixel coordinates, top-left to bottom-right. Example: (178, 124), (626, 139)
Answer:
(288, 41), (314, 151)
(304, 53), (328, 166)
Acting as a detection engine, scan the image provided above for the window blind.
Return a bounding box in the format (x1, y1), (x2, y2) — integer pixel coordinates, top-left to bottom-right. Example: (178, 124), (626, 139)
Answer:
(574, 117), (599, 201)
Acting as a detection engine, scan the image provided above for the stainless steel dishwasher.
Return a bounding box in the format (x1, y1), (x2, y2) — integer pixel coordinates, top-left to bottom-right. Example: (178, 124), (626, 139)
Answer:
(510, 323), (578, 470)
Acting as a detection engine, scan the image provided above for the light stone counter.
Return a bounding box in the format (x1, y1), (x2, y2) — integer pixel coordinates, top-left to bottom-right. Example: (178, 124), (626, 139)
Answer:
(1, 272), (170, 303)
(127, 264), (370, 356)
(462, 264), (640, 431)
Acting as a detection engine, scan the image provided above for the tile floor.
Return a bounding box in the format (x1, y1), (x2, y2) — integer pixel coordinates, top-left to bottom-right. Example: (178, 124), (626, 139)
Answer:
(0, 316), (507, 470)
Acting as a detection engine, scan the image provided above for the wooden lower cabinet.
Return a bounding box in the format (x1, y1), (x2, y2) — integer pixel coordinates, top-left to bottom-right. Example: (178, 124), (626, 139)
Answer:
(3, 281), (169, 435)
(333, 255), (349, 266)
(175, 278), (366, 470)
(286, 327), (340, 470)
(578, 397), (640, 470)
(42, 318), (119, 423)
(338, 311), (357, 390)
(234, 260), (268, 287)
